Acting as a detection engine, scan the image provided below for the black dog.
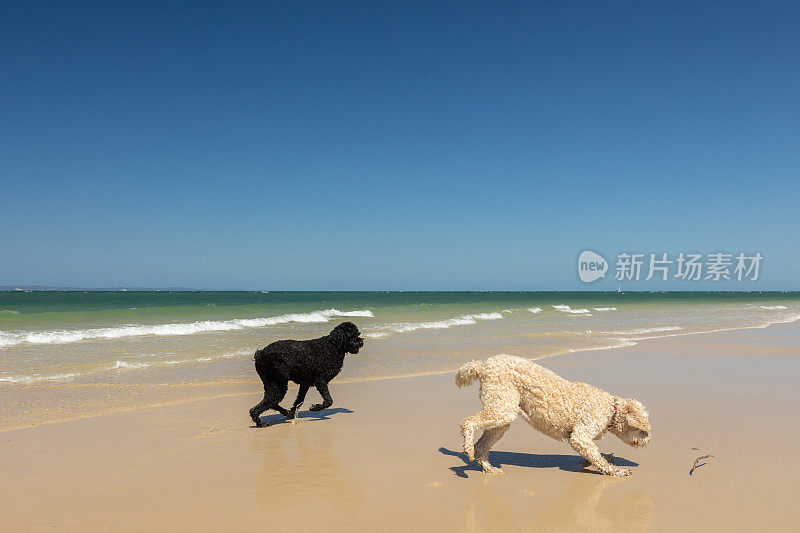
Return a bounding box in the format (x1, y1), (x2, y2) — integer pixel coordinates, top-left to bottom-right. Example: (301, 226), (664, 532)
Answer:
(249, 322), (364, 427)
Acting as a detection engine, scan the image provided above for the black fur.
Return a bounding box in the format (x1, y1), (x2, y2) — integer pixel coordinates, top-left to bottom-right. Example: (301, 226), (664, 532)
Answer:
(249, 321), (364, 427)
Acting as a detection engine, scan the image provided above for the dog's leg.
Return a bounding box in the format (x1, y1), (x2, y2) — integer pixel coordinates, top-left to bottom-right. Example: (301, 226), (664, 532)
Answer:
(581, 453), (615, 469)
(460, 415), (479, 461)
(569, 428), (631, 476)
(287, 384), (310, 419)
(263, 378), (291, 418)
(460, 410), (516, 466)
(309, 381), (333, 411)
(474, 424), (511, 474)
(249, 396), (271, 427)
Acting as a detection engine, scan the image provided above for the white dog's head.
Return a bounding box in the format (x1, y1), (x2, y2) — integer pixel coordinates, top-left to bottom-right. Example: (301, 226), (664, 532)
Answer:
(615, 399), (651, 447)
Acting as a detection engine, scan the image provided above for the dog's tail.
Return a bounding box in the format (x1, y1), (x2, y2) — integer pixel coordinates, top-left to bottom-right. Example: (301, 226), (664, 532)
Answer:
(455, 360), (484, 388)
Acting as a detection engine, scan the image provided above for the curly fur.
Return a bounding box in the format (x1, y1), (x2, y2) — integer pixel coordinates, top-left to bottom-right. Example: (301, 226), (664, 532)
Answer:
(249, 322), (364, 427)
(457, 354), (651, 476)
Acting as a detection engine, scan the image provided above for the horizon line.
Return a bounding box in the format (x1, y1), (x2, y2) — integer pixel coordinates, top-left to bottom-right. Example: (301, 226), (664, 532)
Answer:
(1, 286), (799, 294)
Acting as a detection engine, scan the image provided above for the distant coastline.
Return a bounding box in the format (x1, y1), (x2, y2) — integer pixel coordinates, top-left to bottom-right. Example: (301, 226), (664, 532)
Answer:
(1, 287), (798, 293)
(0, 286), (245, 292)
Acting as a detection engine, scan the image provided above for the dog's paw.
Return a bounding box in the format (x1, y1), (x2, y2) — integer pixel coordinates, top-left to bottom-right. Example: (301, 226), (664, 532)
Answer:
(464, 448), (475, 462)
(309, 404), (324, 411)
(606, 467), (632, 477)
(482, 464), (503, 475)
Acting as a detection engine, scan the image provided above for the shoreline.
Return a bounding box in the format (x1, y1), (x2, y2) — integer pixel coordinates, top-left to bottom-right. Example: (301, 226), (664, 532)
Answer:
(2, 317), (799, 433)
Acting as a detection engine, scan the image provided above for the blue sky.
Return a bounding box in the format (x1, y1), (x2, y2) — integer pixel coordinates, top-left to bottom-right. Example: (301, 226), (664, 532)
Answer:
(1, 1), (798, 290)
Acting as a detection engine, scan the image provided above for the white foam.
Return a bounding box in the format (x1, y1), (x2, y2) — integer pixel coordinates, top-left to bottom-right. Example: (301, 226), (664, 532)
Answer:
(760, 305), (788, 310)
(617, 313), (800, 341)
(0, 372), (78, 384)
(112, 360), (149, 370)
(364, 312), (503, 338)
(600, 326), (682, 335)
(528, 307), (542, 314)
(364, 331), (391, 338)
(593, 307), (617, 311)
(153, 351), (249, 367)
(552, 305), (592, 314)
(567, 340), (639, 353)
(0, 309), (374, 347)
(551, 313), (800, 358)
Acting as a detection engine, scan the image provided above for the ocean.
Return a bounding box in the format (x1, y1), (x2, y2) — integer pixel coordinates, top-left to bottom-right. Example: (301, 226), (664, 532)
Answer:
(1, 291), (799, 430)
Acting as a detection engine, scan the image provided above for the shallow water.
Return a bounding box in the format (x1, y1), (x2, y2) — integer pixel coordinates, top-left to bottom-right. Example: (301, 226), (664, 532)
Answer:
(1, 291), (798, 429)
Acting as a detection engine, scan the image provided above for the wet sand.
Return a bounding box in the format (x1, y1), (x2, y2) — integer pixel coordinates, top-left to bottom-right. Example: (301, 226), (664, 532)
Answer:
(2, 324), (799, 531)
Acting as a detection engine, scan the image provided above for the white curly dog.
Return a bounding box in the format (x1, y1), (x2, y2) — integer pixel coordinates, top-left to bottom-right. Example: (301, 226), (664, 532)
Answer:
(456, 355), (651, 476)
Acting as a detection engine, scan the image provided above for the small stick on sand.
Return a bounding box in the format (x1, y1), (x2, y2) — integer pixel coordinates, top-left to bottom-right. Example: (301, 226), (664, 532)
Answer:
(689, 454), (716, 476)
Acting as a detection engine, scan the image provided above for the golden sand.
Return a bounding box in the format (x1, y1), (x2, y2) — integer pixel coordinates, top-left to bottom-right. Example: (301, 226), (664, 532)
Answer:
(1, 324), (799, 531)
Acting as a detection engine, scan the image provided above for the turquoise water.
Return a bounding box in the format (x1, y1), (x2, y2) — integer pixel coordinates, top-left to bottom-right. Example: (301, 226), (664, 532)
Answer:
(2, 290), (799, 384)
(3, 290), (799, 328)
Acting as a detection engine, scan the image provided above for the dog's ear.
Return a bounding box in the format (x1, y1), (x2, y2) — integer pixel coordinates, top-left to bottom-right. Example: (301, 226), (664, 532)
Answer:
(623, 399), (650, 431)
(329, 324), (345, 341)
(330, 322), (357, 342)
(343, 321), (359, 337)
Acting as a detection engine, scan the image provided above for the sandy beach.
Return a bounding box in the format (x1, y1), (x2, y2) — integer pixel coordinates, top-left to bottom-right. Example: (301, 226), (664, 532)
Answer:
(5, 1), (799, 530)
(2, 323), (799, 531)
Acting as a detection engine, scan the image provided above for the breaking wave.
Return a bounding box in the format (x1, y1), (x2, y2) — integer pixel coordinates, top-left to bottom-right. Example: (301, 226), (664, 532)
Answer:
(528, 307), (542, 314)
(0, 309), (374, 347)
(760, 305), (788, 310)
(593, 307), (617, 311)
(365, 312), (504, 338)
(552, 305), (592, 315)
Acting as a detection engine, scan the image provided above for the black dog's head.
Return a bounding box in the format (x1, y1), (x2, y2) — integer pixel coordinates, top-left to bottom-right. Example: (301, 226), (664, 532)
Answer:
(330, 321), (364, 354)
